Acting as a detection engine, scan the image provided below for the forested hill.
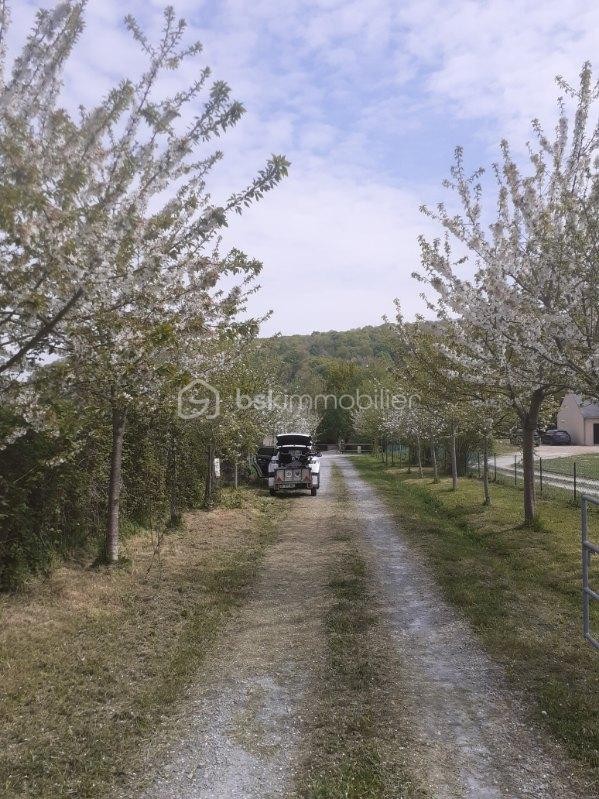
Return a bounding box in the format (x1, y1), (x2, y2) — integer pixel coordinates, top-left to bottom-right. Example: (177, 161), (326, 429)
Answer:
(261, 324), (399, 384)
(260, 324), (400, 442)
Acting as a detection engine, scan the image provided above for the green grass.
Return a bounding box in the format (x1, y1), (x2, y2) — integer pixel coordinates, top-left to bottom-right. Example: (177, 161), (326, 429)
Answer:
(353, 457), (599, 788)
(0, 488), (285, 799)
(301, 551), (389, 799)
(541, 453), (599, 481)
(299, 466), (422, 799)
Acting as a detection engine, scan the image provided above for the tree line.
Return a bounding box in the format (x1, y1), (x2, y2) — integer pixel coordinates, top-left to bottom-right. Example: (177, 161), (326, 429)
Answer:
(356, 64), (599, 525)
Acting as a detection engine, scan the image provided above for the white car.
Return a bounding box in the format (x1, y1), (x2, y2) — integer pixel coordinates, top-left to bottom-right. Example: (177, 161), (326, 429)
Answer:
(267, 433), (321, 496)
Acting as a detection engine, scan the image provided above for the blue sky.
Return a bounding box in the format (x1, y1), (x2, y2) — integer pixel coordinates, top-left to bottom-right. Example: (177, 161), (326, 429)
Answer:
(12, 0), (599, 334)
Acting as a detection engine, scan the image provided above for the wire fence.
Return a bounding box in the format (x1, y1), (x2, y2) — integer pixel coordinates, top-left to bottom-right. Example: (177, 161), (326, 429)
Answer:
(465, 452), (599, 503)
(373, 443), (599, 503)
(380, 443), (411, 464)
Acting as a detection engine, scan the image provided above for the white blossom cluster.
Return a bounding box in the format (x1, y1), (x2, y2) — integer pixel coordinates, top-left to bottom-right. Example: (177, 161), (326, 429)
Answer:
(0, 1), (288, 426)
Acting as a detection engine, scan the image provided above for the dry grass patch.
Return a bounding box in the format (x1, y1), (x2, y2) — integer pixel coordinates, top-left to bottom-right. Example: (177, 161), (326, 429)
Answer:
(0, 487), (285, 799)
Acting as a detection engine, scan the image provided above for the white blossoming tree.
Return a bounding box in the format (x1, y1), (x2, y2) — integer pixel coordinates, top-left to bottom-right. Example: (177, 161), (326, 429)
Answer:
(489, 64), (599, 399)
(393, 312), (468, 488)
(5, 4), (289, 561)
(393, 310), (511, 501)
(413, 91), (588, 524)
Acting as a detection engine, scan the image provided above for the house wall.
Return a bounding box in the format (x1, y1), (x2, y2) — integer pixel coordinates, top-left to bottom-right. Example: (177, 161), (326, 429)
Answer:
(583, 417), (599, 445)
(557, 394), (585, 444)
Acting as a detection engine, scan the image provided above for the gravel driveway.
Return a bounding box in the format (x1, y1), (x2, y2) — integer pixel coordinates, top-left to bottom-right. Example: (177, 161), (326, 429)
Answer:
(337, 455), (591, 799)
(132, 454), (591, 799)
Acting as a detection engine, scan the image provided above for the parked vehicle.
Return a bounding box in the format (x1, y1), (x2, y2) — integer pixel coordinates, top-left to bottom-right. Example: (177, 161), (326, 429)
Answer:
(255, 446), (276, 478)
(540, 429), (572, 445)
(264, 433), (321, 496)
(509, 427), (541, 446)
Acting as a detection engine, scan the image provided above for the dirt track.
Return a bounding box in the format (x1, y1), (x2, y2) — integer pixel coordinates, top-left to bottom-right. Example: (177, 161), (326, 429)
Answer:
(136, 454), (592, 799)
(138, 458), (343, 799)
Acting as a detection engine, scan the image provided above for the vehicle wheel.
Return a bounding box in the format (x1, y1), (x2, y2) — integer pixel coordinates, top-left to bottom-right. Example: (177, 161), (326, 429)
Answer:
(269, 488), (276, 496)
(311, 487), (317, 496)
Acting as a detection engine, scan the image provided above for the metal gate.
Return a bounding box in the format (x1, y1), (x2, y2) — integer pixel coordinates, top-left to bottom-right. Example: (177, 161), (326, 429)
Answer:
(581, 495), (599, 650)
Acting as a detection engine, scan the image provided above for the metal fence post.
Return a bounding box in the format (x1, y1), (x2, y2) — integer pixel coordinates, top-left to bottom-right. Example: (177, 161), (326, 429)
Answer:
(539, 457), (543, 495)
(581, 495), (599, 650)
(494, 454), (497, 482)
(582, 497), (589, 642)
(574, 461), (577, 500)
(477, 452), (481, 477)
(514, 454), (517, 486)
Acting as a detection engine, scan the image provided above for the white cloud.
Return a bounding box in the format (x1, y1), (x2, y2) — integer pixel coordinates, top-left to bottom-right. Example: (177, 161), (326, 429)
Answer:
(397, 0), (599, 143)
(7, 0), (599, 336)
(221, 168), (436, 335)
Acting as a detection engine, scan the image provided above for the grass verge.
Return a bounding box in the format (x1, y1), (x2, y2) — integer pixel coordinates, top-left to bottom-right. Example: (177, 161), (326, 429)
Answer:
(354, 457), (599, 787)
(0, 487), (285, 799)
(541, 453), (599, 481)
(298, 466), (424, 799)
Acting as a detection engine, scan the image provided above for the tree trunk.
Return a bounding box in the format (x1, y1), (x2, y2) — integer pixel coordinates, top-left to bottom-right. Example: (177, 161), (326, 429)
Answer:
(450, 422), (458, 490)
(430, 433), (439, 483)
(482, 434), (491, 506)
(520, 392), (543, 526)
(521, 425), (535, 524)
(106, 405), (127, 563)
(168, 423), (181, 526)
(416, 434), (423, 478)
(234, 460), (239, 489)
(203, 441), (214, 509)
